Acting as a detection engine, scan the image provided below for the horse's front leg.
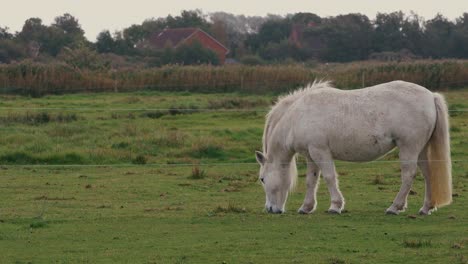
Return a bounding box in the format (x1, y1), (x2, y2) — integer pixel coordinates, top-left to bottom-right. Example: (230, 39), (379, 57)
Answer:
(386, 151), (418, 215)
(308, 148), (345, 214)
(298, 160), (320, 214)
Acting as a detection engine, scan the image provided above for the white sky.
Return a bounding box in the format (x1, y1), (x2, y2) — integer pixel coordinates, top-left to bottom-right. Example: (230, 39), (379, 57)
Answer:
(1, 0), (467, 41)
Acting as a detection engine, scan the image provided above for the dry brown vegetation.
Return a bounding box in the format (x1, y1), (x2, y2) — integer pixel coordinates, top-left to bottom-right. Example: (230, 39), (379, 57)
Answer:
(1, 60), (468, 96)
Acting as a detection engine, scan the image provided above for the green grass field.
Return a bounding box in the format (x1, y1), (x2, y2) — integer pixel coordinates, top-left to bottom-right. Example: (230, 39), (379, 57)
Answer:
(0, 89), (467, 263)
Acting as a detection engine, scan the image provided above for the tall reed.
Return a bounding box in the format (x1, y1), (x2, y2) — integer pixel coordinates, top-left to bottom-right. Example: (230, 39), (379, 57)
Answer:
(1, 60), (467, 96)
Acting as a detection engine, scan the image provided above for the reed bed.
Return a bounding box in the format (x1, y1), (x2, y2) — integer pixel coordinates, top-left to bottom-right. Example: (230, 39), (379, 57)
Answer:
(1, 60), (467, 96)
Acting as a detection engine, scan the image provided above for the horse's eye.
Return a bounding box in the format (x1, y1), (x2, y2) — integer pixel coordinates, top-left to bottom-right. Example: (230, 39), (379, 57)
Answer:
(260, 178), (265, 184)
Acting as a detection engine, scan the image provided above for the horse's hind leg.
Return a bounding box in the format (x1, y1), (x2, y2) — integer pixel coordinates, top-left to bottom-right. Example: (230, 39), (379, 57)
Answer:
(386, 148), (419, 215)
(418, 145), (434, 215)
(308, 148), (344, 214)
(298, 159), (320, 214)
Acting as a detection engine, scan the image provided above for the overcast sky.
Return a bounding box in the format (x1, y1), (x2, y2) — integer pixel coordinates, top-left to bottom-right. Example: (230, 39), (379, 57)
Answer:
(1, 0), (467, 41)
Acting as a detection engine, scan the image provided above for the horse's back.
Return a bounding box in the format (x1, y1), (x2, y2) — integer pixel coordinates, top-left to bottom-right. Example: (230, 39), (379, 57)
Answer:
(284, 81), (437, 161)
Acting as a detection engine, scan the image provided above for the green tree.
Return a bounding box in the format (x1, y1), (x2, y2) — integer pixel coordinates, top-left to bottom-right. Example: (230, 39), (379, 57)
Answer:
(244, 17), (292, 56)
(0, 39), (26, 62)
(452, 13), (468, 58)
(308, 14), (373, 62)
(423, 14), (455, 58)
(257, 19), (291, 45)
(291, 12), (321, 25)
(53, 13), (85, 36)
(400, 12), (425, 56)
(58, 46), (109, 70)
(166, 10), (211, 32)
(49, 13), (87, 52)
(17, 14), (87, 57)
(122, 24), (148, 48)
(373, 12), (406, 52)
(258, 39), (303, 61)
(0, 26), (13, 39)
(96, 30), (116, 53)
(17, 18), (48, 57)
(18, 18), (47, 43)
(165, 41), (219, 65)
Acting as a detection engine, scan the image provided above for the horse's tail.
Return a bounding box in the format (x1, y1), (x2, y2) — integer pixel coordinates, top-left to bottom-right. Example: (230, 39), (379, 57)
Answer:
(426, 93), (452, 208)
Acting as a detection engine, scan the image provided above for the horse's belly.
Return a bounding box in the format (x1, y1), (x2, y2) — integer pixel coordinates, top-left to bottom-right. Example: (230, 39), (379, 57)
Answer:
(330, 135), (396, 162)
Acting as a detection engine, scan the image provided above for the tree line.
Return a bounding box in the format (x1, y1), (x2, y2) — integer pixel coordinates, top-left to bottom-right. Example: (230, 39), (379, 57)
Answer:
(1, 10), (468, 67)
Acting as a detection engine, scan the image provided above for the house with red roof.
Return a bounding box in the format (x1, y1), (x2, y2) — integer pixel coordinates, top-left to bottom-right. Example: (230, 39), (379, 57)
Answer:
(141, 27), (229, 64)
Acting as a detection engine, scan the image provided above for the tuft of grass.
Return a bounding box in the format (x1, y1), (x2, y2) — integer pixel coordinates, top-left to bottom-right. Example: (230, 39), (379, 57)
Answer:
(328, 257), (350, 264)
(152, 131), (187, 148)
(190, 145), (225, 159)
(452, 242), (464, 249)
(188, 165), (205, 179)
(0, 112), (78, 125)
(455, 253), (468, 264)
(403, 239), (432, 248)
(207, 98), (268, 109)
(111, 142), (130, 149)
(30, 219), (48, 229)
(141, 111), (166, 119)
(372, 175), (385, 185)
(451, 126), (462, 133)
(449, 104), (465, 117)
(132, 155), (147, 165)
(0, 152), (86, 165)
(213, 203), (247, 214)
(190, 138), (226, 159)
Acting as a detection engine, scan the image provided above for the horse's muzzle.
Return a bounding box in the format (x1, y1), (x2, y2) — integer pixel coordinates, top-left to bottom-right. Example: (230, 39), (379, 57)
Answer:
(266, 206), (284, 214)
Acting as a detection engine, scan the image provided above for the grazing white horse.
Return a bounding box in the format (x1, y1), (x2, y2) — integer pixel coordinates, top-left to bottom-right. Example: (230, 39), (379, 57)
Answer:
(256, 81), (452, 215)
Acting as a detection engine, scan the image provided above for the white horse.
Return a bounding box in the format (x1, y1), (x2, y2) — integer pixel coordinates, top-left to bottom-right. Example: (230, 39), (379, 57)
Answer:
(256, 81), (452, 215)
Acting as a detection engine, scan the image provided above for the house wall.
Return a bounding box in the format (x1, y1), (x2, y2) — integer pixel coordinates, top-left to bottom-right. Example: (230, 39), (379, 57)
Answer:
(186, 31), (228, 64)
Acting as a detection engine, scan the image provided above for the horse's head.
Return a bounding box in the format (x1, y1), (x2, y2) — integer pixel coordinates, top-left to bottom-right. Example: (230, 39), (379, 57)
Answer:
(255, 151), (296, 214)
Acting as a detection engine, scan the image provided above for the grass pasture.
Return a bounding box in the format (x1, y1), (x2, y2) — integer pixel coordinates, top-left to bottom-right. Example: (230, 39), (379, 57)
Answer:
(0, 89), (467, 263)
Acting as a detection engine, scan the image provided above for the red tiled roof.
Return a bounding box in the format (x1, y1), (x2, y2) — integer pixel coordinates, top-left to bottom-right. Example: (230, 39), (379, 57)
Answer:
(148, 28), (198, 49)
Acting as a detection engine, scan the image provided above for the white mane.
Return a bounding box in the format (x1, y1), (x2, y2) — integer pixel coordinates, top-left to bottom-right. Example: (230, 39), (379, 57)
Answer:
(262, 80), (333, 153)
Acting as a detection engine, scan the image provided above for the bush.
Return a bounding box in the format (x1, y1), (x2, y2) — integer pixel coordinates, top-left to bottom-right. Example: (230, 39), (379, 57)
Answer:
(161, 41), (220, 65)
(132, 154), (147, 164)
(240, 55), (265, 65)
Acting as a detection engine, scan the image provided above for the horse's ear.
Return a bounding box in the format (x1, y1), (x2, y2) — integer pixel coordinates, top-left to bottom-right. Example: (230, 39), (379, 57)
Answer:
(255, 151), (266, 165)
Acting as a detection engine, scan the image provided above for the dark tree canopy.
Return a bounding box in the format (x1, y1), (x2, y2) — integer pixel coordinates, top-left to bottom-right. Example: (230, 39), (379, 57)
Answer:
(166, 41), (220, 65)
(2, 10), (468, 65)
(0, 26), (13, 40)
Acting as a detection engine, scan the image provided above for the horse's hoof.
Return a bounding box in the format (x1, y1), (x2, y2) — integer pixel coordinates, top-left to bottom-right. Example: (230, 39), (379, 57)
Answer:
(419, 207), (434, 215)
(327, 208), (342, 214)
(298, 208), (314, 214)
(418, 210), (429, 215)
(419, 206), (436, 215)
(385, 209), (399, 215)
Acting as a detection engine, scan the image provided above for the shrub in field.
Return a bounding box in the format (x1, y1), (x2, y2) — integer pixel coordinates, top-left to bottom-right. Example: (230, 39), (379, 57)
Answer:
(240, 55), (265, 65)
(30, 219), (48, 229)
(0, 112), (79, 125)
(0, 151), (86, 164)
(190, 138), (226, 159)
(207, 98), (269, 109)
(151, 130), (187, 148)
(141, 111), (166, 119)
(111, 142), (130, 149)
(403, 239), (432, 248)
(132, 154), (147, 164)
